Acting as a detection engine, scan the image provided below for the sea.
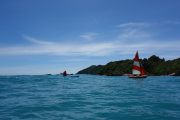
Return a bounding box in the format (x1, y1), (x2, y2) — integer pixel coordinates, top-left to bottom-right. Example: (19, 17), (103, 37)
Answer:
(0, 75), (180, 120)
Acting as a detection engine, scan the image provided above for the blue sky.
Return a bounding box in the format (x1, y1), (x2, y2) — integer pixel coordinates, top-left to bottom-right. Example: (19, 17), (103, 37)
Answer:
(0, 0), (180, 75)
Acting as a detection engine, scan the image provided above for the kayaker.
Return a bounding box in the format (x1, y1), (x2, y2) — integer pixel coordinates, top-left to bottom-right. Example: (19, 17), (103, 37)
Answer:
(63, 71), (67, 76)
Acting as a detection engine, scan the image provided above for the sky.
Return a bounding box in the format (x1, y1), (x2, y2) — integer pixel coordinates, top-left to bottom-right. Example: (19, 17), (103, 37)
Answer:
(0, 0), (180, 75)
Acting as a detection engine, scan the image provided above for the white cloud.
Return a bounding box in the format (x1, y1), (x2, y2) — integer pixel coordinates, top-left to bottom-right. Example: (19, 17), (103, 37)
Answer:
(0, 35), (179, 58)
(117, 22), (153, 42)
(0, 35), (116, 56)
(114, 22), (180, 58)
(164, 20), (180, 25)
(0, 22), (180, 59)
(22, 35), (54, 45)
(117, 22), (150, 28)
(80, 32), (98, 41)
(118, 28), (151, 41)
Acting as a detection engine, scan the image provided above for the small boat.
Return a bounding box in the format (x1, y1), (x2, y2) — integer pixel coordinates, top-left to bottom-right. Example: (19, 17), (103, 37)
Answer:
(62, 71), (67, 76)
(168, 73), (175, 76)
(128, 51), (147, 78)
(61, 71), (79, 77)
(69, 75), (79, 77)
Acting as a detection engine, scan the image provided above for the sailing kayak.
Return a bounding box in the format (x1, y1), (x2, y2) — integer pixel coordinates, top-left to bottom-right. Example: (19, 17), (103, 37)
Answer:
(128, 51), (147, 78)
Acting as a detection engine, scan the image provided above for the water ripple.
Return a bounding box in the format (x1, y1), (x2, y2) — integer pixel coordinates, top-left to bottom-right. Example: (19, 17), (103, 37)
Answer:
(0, 75), (180, 120)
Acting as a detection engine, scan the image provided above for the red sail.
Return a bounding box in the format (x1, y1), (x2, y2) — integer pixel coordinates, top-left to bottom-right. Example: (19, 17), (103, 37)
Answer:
(133, 51), (139, 61)
(132, 51), (141, 75)
(140, 65), (146, 75)
(129, 51), (147, 78)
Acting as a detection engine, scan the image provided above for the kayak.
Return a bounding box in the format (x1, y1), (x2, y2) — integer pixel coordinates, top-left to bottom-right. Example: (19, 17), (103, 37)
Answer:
(70, 75), (79, 77)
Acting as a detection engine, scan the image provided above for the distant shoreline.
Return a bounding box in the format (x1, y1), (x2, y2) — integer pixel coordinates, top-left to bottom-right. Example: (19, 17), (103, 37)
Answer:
(77, 55), (180, 76)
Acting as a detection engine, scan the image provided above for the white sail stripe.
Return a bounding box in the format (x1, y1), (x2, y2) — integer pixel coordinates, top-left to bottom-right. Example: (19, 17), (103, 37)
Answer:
(132, 69), (141, 75)
(133, 61), (140, 67)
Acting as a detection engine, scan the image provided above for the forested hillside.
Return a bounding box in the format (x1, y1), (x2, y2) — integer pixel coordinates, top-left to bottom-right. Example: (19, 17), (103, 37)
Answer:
(77, 55), (180, 76)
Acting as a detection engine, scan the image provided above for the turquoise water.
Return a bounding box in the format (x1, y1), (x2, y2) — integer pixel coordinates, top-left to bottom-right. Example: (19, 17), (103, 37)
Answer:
(0, 75), (180, 120)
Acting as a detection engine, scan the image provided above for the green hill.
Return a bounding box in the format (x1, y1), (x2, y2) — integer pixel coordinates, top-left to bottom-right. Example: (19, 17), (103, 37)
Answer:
(77, 55), (180, 76)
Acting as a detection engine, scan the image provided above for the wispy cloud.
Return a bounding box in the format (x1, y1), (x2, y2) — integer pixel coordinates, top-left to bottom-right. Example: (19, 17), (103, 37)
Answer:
(0, 34), (179, 58)
(117, 22), (150, 28)
(117, 21), (180, 30)
(0, 35), (115, 56)
(163, 20), (180, 25)
(116, 22), (153, 43)
(114, 22), (180, 58)
(23, 35), (54, 45)
(0, 22), (180, 59)
(80, 32), (98, 41)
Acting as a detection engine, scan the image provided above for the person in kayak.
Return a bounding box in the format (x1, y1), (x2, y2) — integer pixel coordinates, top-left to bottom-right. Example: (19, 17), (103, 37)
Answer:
(63, 71), (67, 76)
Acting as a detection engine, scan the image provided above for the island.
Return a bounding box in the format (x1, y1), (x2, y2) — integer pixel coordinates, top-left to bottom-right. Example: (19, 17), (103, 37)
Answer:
(77, 55), (180, 76)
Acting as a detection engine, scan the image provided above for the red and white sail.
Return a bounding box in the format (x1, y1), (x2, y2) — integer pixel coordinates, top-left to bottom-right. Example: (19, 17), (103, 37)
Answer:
(129, 51), (147, 78)
(132, 51), (141, 75)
